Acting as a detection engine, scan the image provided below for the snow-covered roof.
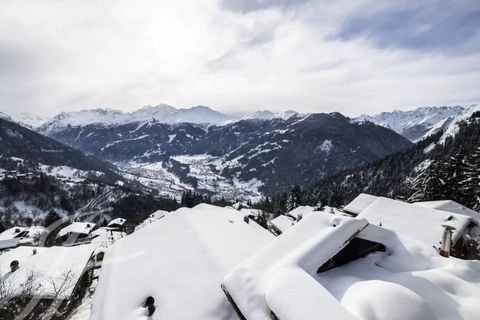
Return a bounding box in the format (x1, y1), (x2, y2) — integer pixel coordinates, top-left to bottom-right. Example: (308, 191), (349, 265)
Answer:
(90, 227), (126, 245)
(343, 193), (378, 215)
(239, 208), (263, 217)
(107, 218), (126, 227)
(414, 200), (480, 224)
(0, 245), (94, 299)
(135, 210), (170, 231)
(223, 212), (368, 319)
(18, 226), (48, 245)
(287, 205), (315, 220)
(0, 238), (20, 250)
(91, 204), (273, 320)
(58, 222), (95, 237)
(0, 226), (27, 240)
(269, 215), (295, 233)
(358, 197), (471, 246)
(314, 223), (480, 320)
(150, 210), (168, 219)
(232, 202), (251, 210)
(224, 211), (480, 320)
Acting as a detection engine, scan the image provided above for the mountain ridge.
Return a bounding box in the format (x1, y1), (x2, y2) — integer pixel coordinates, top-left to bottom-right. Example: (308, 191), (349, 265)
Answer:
(354, 105), (468, 142)
(43, 112), (412, 199)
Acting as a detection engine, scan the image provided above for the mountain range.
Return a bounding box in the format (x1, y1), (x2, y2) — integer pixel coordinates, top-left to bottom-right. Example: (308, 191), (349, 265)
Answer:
(355, 105), (466, 142)
(1, 103), (477, 202)
(40, 112), (412, 199)
(305, 105), (480, 210)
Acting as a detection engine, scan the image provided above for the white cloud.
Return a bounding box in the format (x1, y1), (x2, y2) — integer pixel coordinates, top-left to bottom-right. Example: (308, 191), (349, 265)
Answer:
(0, 0), (478, 117)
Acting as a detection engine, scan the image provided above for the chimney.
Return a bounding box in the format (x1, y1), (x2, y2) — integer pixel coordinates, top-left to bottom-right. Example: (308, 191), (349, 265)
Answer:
(10, 260), (19, 273)
(144, 296), (156, 316)
(439, 225), (456, 257)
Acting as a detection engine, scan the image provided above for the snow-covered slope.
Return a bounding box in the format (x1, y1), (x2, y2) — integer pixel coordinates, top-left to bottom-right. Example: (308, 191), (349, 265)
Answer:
(39, 105), (235, 134)
(241, 109), (300, 121)
(38, 105), (305, 134)
(0, 112), (47, 128)
(429, 104), (480, 144)
(355, 106), (466, 142)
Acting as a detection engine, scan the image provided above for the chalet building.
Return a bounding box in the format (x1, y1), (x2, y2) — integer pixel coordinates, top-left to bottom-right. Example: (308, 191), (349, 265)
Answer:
(106, 218), (127, 232)
(0, 246), (95, 319)
(222, 196), (480, 319)
(57, 222), (95, 244)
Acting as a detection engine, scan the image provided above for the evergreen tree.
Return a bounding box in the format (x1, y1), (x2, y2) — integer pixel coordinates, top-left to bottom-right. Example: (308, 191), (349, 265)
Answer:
(286, 184), (302, 212)
(43, 210), (61, 227)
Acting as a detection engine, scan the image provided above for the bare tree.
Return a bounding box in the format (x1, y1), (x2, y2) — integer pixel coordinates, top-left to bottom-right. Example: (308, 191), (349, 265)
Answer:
(42, 269), (75, 319)
(0, 269), (15, 306)
(0, 270), (41, 319)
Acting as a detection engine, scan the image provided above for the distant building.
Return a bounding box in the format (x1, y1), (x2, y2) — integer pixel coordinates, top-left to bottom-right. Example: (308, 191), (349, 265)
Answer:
(58, 222), (95, 243)
(106, 218), (126, 232)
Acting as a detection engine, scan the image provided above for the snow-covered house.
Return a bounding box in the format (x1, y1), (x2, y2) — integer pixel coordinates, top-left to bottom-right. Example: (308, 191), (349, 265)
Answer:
(343, 193), (378, 215)
(134, 210), (169, 231)
(0, 245), (95, 318)
(90, 204), (273, 320)
(89, 227), (126, 246)
(232, 201), (251, 210)
(106, 217), (127, 231)
(0, 226), (29, 240)
(414, 199), (480, 224)
(268, 206), (318, 235)
(357, 197), (472, 247)
(286, 205), (315, 220)
(268, 214), (295, 235)
(0, 226), (28, 250)
(223, 210), (480, 320)
(58, 222), (95, 243)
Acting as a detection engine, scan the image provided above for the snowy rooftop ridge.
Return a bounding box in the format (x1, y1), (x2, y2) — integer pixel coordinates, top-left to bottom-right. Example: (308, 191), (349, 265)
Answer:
(91, 204), (273, 320)
(0, 245), (94, 299)
(88, 198), (480, 320)
(357, 197), (472, 246)
(224, 205), (480, 320)
(223, 213), (369, 319)
(58, 222), (95, 237)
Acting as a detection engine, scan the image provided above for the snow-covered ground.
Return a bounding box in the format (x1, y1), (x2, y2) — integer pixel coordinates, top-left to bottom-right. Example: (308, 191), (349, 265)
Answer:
(121, 156), (264, 202)
(39, 164), (104, 182)
(119, 161), (195, 200)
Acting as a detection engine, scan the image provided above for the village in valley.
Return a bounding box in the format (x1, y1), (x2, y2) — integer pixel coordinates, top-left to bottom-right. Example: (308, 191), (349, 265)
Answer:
(0, 192), (479, 319)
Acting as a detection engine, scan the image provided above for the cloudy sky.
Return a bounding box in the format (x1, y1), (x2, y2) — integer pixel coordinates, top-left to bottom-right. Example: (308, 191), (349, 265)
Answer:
(1, 0), (479, 117)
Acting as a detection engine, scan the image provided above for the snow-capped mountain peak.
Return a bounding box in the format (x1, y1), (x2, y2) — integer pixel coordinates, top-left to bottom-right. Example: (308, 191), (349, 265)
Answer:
(0, 112), (48, 129)
(39, 105), (235, 134)
(242, 109), (301, 121)
(354, 105), (466, 142)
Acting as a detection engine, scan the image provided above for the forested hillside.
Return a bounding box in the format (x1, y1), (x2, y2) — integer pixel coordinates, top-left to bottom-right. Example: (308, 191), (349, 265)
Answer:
(255, 112), (480, 214)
